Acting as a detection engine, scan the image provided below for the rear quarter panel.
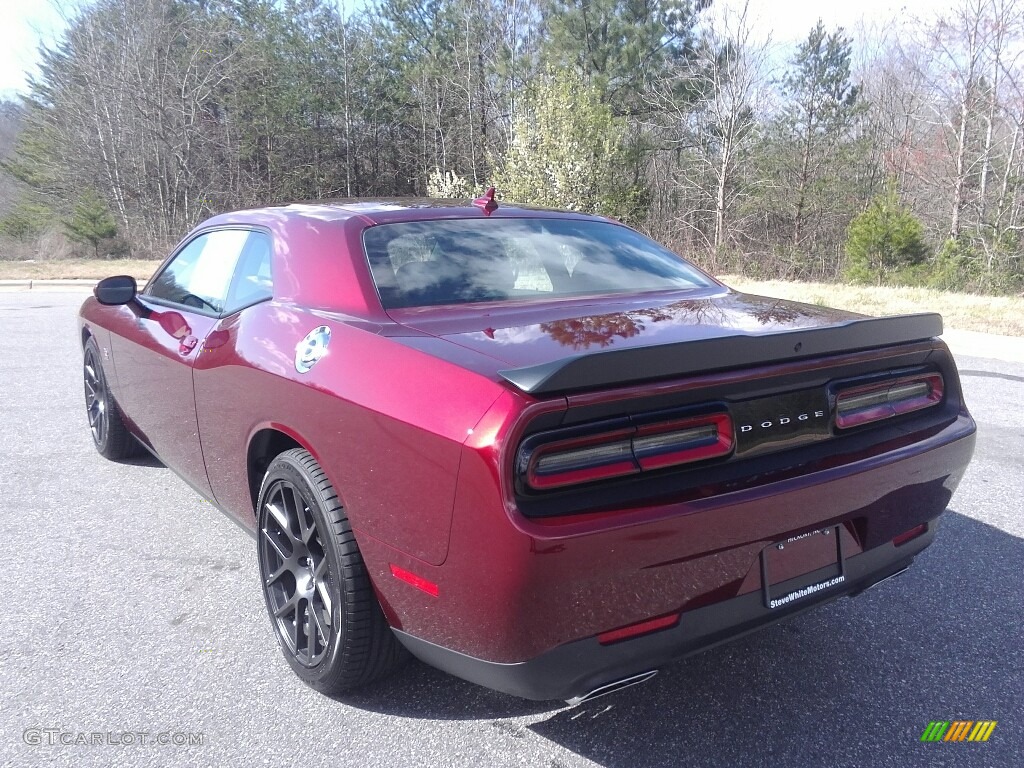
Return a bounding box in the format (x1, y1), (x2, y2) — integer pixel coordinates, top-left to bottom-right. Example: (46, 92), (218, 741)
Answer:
(192, 301), (507, 565)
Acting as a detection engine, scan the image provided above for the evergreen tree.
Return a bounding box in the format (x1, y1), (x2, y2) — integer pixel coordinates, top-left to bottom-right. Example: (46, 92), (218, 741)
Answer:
(65, 190), (118, 257)
(845, 185), (930, 284)
(538, 0), (709, 217)
(539, 0), (708, 112)
(0, 196), (53, 242)
(772, 21), (865, 260)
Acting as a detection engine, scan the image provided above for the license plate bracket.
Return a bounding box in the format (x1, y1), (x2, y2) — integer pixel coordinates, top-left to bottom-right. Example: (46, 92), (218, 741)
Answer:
(761, 526), (846, 609)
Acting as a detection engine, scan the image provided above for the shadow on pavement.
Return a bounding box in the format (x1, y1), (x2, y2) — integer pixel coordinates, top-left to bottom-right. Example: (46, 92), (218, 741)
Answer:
(336, 661), (558, 720)
(527, 510), (1022, 766)
(343, 511), (1022, 766)
(120, 449), (164, 468)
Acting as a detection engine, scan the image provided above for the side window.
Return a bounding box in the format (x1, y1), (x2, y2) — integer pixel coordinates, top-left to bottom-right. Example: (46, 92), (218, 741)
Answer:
(224, 232), (274, 314)
(147, 230), (250, 314)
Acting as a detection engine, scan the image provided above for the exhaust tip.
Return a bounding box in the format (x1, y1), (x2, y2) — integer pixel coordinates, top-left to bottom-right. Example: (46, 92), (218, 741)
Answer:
(566, 670), (658, 706)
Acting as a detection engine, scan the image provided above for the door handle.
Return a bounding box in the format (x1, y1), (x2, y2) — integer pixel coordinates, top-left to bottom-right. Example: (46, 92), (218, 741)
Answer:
(179, 335), (199, 354)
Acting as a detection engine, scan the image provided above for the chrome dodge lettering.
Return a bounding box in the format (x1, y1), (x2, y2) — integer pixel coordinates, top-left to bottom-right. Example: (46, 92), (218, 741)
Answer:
(739, 410), (826, 433)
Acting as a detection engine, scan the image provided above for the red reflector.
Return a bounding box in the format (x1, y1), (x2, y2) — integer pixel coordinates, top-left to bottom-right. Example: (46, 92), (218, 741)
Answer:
(389, 564), (439, 597)
(598, 612), (680, 645)
(835, 373), (944, 429)
(893, 523), (928, 547)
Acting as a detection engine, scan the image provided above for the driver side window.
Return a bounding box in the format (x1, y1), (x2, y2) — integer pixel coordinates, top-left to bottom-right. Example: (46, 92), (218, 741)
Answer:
(147, 230), (250, 314)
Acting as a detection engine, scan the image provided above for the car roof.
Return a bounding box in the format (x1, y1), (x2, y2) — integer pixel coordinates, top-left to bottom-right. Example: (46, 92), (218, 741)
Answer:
(185, 199), (621, 319)
(201, 198), (613, 227)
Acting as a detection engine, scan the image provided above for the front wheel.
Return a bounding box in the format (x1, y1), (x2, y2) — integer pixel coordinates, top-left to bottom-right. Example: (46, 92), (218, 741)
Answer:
(83, 336), (140, 460)
(256, 448), (406, 693)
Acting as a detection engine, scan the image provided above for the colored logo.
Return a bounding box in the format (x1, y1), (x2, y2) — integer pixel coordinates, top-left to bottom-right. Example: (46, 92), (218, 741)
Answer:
(920, 721), (997, 742)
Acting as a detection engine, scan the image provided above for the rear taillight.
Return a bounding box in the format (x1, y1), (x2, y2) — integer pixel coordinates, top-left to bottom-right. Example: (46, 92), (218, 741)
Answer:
(524, 413), (734, 491)
(834, 372), (944, 429)
(529, 428), (638, 490)
(633, 413), (734, 471)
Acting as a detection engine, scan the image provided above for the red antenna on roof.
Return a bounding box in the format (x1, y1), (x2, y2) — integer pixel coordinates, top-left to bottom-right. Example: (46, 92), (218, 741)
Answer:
(473, 187), (498, 215)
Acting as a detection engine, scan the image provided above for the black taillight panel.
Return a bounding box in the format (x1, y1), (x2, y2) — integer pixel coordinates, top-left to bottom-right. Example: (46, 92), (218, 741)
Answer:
(830, 368), (945, 431)
(516, 408), (734, 494)
(512, 347), (964, 518)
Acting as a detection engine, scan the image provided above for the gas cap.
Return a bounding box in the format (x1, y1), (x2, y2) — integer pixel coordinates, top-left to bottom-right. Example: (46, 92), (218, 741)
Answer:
(295, 326), (331, 373)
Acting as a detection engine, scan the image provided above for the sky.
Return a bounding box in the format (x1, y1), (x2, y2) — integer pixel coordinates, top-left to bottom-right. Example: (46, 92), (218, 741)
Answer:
(0, 1), (67, 100)
(715, 0), (944, 45)
(0, 0), (952, 101)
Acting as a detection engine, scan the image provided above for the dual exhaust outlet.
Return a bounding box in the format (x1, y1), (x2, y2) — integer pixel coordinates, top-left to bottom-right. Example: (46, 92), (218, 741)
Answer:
(566, 670), (659, 706)
(565, 563), (913, 706)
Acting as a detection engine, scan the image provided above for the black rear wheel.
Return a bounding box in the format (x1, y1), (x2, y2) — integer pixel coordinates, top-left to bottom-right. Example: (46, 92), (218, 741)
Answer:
(256, 448), (406, 693)
(83, 336), (140, 460)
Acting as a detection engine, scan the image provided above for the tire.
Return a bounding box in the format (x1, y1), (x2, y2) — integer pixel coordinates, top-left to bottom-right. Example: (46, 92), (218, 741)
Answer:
(256, 448), (406, 693)
(83, 336), (140, 460)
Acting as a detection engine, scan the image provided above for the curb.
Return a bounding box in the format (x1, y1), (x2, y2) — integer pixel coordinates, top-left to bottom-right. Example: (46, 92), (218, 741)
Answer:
(0, 278), (149, 290)
(0, 279), (97, 288)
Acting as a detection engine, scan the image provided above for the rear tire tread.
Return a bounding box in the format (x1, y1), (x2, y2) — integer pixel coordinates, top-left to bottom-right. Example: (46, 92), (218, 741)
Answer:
(260, 448), (407, 694)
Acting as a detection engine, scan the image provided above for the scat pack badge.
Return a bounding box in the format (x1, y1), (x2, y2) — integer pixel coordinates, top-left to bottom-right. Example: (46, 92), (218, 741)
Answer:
(295, 326), (331, 373)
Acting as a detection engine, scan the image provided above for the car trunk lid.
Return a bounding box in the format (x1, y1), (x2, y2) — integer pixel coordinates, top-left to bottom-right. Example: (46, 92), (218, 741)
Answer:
(387, 289), (942, 395)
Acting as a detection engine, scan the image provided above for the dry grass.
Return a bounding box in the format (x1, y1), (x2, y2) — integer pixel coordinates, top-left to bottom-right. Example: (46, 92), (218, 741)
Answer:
(0, 258), (158, 281)
(0, 256), (1019, 336)
(720, 275), (1024, 337)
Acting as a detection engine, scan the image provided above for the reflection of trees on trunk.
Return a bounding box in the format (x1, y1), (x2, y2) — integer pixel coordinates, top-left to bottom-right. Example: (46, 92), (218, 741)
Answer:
(540, 314), (644, 350)
(536, 295), (832, 350)
(748, 299), (801, 325)
(538, 300), (730, 350)
(670, 300), (728, 327)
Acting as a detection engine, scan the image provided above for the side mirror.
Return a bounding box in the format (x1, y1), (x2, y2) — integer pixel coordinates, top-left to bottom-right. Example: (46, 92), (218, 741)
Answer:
(95, 275), (137, 306)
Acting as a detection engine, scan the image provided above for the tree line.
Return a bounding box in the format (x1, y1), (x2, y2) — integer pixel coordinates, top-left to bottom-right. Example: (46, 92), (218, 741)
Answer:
(0, 0), (1021, 294)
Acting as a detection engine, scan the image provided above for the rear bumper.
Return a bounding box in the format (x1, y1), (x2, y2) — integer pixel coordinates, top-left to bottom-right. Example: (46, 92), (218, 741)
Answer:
(393, 527), (935, 702)
(362, 412), (975, 699)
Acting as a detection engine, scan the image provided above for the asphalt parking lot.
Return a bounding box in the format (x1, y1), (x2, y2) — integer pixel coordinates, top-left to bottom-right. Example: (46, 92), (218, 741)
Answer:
(1, 290), (1021, 768)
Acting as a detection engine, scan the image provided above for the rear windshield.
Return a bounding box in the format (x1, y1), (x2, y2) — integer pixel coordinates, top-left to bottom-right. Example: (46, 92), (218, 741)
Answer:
(362, 218), (714, 309)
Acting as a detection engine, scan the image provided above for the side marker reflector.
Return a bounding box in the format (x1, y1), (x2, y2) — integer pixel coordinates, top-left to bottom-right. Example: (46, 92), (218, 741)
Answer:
(893, 523), (928, 547)
(598, 612), (680, 645)
(389, 564), (439, 597)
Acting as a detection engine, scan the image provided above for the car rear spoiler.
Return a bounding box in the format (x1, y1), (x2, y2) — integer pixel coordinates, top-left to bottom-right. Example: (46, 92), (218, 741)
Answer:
(497, 313), (944, 395)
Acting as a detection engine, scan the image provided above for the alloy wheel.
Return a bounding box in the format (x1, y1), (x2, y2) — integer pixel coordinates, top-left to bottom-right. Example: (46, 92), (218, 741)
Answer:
(259, 480), (334, 667)
(83, 347), (107, 447)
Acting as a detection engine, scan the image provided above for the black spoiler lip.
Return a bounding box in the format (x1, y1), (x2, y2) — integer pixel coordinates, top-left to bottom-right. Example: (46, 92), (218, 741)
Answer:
(497, 313), (944, 395)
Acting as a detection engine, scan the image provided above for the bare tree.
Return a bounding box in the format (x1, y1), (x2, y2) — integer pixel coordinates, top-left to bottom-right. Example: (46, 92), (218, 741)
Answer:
(645, 3), (772, 267)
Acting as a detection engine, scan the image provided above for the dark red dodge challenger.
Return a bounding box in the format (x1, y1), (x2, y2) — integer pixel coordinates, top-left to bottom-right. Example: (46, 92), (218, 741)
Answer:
(79, 195), (976, 704)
